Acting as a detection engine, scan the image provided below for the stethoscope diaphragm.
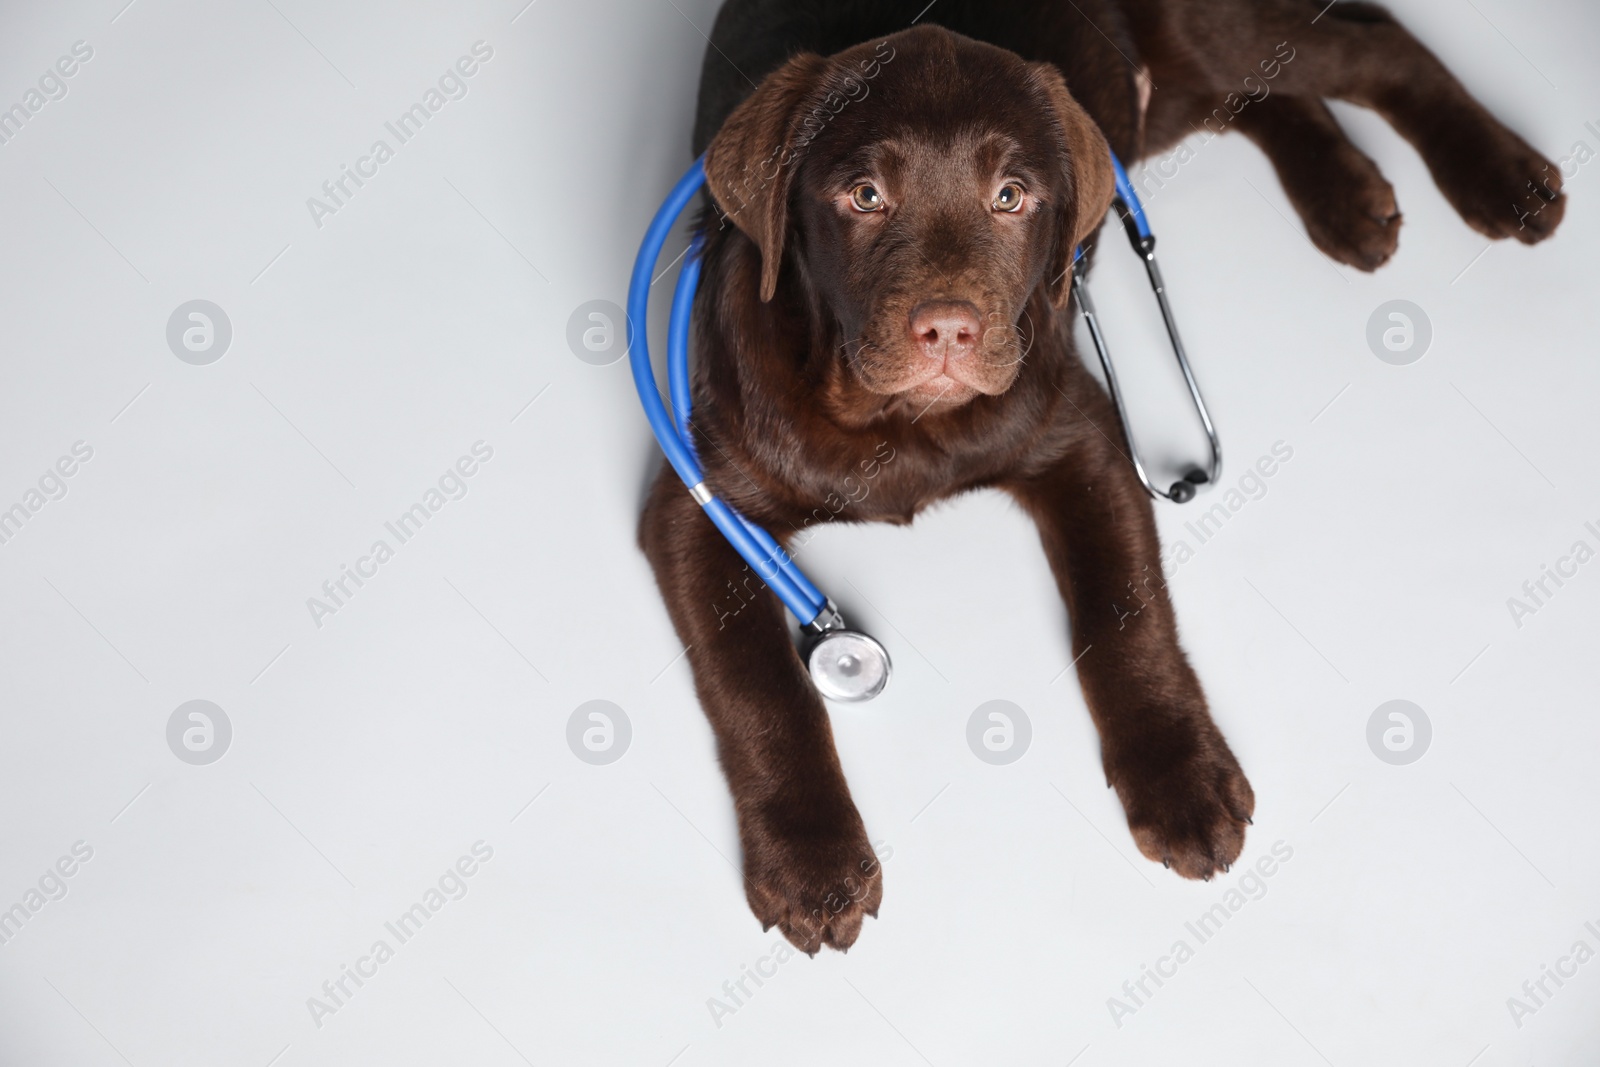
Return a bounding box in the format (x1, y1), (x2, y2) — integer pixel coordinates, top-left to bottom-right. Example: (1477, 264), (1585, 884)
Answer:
(802, 611), (892, 703)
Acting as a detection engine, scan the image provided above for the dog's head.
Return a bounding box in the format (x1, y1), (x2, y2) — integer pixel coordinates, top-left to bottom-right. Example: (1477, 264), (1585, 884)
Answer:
(705, 25), (1113, 414)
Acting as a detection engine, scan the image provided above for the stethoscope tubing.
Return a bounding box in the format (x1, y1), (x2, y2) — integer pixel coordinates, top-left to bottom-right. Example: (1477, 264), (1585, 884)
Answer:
(667, 226), (829, 615)
(628, 156), (827, 624)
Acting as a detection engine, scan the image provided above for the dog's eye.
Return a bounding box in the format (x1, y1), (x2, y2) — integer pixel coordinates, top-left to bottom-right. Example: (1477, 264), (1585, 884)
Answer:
(850, 184), (885, 212)
(993, 183), (1025, 212)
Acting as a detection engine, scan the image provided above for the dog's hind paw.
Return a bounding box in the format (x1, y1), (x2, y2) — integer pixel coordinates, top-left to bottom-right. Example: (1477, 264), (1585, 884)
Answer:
(1306, 171), (1402, 271)
(1433, 120), (1566, 245)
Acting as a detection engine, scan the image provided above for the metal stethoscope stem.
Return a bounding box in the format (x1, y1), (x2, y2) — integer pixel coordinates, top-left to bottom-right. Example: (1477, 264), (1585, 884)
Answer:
(1073, 154), (1222, 503)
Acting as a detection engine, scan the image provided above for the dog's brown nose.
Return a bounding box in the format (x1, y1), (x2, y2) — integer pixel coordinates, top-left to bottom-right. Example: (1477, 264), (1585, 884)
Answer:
(909, 301), (982, 362)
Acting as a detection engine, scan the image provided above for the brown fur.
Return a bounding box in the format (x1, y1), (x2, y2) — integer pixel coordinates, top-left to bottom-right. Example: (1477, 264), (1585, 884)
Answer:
(642, 1), (1565, 953)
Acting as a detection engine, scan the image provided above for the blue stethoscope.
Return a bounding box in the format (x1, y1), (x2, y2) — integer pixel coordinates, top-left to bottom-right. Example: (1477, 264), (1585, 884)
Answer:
(628, 150), (1219, 703)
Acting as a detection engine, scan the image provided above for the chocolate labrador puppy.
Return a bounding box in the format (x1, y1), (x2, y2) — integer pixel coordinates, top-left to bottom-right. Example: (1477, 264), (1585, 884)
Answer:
(639, 0), (1564, 953)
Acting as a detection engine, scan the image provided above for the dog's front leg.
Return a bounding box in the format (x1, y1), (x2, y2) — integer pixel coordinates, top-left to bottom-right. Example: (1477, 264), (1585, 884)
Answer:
(1007, 444), (1255, 879)
(638, 469), (882, 951)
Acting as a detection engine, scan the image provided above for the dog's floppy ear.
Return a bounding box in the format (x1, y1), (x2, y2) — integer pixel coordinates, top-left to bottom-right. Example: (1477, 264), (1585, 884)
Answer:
(1031, 63), (1116, 308)
(704, 52), (830, 302)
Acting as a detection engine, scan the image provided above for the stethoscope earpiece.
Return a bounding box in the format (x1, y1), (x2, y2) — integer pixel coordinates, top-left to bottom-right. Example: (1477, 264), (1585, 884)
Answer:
(1167, 468), (1210, 504)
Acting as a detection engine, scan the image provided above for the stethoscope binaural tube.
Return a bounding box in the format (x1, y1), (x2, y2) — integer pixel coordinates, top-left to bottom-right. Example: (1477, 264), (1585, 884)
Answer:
(1073, 152), (1222, 503)
(628, 157), (892, 703)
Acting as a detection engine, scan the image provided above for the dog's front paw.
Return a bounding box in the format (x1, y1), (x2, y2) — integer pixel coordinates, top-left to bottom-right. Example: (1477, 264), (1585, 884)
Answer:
(1434, 123), (1565, 244)
(740, 802), (883, 954)
(1107, 719), (1255, 881)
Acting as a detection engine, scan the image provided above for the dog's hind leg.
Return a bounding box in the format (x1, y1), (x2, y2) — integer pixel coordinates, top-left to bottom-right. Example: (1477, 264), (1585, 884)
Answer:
(1233, 94), (1402, 271)
(1130, 0), (1565, 243)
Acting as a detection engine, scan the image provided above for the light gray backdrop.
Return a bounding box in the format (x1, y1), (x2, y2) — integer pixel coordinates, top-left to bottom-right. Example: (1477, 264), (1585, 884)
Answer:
(0, 0), (1597, 1064)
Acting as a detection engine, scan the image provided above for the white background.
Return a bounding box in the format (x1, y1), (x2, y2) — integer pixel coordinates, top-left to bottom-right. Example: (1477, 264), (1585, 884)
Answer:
(0, 0), (1597, 1064)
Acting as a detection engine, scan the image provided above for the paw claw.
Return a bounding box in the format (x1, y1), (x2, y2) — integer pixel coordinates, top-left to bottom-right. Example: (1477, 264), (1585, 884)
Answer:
(1294, 155), (1402, 271)
(1432, 129), (1566, 244)
(1112, 720), (1255, 882)
(743, 822), (884, 956)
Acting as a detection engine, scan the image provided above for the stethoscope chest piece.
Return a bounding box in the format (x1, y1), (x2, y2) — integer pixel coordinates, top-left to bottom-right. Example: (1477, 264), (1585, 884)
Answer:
(802, 608), (891, 703)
